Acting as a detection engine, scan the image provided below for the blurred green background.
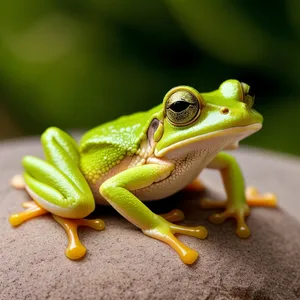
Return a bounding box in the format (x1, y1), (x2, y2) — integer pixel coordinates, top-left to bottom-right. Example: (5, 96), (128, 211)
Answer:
(0, 0), (300, 156)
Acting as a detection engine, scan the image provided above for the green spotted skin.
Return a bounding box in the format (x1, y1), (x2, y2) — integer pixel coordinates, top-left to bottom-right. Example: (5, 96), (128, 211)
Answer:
(79, 104), (163, 184)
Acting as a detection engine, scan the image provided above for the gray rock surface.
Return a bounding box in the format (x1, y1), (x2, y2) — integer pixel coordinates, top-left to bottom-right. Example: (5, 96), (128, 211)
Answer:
(1, 136), (300, 300)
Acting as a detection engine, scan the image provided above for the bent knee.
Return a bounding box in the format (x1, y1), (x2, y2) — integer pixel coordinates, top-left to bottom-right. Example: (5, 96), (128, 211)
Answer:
(59, 191), (95, 219)
(68, 198), (95, 219)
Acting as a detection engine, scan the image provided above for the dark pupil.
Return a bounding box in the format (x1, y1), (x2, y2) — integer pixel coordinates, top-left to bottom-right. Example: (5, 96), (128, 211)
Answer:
(170, 100), (190, 112)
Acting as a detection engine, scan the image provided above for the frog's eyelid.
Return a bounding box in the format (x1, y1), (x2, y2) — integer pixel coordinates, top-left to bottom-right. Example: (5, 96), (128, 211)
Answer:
(180, 97), (188, 102)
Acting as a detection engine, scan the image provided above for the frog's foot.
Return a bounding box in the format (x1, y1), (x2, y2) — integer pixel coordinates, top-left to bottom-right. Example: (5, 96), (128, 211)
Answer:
(246, 186), (277, 207)
(143, 216), (208, 264)
(53, 215), (105, 260)
(200, 187), (277, 210)
(200, 187), (277, 238)
(209, 204), (251, 238)
(184, 179), (206, 192)
(200, 198), (251, 238)
(9, 201), (48, 226)
(160, 209), (185, 222)
(10, 174), (25, 189)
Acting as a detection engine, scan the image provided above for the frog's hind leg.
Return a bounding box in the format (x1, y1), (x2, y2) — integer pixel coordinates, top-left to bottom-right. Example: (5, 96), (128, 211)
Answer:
(9, 127), (104, 259)
(184, 178), (277, 207)
(245, 186), (277, 207)
(9, 175), (48, 226)
(10, 174), (26, 190)
(18, 127), (96, 219)
(9, 200), (48, 226)
(10, 200), (104, 260)
(200, 187), (277, 209)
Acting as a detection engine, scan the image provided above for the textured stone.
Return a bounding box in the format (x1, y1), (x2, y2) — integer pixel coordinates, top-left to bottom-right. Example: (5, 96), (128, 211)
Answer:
(0, 136), (300, 300)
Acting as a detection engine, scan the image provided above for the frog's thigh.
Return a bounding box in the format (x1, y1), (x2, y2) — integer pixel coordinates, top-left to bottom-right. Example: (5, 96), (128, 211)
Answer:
(22, 127), (95, 219)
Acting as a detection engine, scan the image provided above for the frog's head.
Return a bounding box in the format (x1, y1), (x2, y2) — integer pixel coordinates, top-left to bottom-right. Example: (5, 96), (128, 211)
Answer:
(155, 79), (263, 158)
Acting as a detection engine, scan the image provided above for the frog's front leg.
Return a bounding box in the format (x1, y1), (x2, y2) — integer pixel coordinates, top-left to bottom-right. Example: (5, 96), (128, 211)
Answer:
(201, 152), (276, 238)
(9, 127), (104, 259)
(100, 161), (208, 265)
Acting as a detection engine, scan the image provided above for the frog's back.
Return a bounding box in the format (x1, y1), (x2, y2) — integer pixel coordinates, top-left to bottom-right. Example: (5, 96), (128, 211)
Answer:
(79, 104), (162, 184)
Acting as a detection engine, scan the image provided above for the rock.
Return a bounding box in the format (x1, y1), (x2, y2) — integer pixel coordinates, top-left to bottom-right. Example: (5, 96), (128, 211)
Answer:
(1, 137), (300, 300)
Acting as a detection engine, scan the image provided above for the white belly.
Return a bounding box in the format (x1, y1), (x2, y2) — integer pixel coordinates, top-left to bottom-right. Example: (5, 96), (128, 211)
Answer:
(134, 148), (219, 201)
(92, 148), (216, 205)
(92, 127), (252, 204)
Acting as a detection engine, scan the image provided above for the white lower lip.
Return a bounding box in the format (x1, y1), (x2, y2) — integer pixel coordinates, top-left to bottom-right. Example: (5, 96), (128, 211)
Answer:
(155, 123), (262, 157)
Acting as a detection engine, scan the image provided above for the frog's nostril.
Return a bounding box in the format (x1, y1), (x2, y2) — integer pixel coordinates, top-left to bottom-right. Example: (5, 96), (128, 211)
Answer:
(220, 107), (229, 115)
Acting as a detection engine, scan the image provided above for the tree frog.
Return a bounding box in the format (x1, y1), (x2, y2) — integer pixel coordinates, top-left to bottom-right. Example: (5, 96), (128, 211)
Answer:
(9, 79), (277, 264)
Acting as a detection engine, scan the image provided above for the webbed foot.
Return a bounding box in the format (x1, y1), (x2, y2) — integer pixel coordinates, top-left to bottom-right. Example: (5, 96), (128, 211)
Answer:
(208, 203), (251, 238)
(246, 186), (277, 207)
(53, 215), (105, 260)
(9, 175), (49, 226)
(143, 215), (208, 264)
(200, 186), (277, 238)
(9, 201), (105, 260)
(9, 201), (48, 226)
(10, 174), (26, 189)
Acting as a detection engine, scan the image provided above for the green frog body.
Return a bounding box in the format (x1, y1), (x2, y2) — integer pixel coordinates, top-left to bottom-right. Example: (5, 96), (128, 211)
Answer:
(9, 80), (276, 264)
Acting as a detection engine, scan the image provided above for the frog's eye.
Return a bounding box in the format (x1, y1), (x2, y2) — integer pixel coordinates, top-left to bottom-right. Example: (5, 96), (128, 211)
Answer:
(166, 90), (200, 126)
(241, 82), (255, 109)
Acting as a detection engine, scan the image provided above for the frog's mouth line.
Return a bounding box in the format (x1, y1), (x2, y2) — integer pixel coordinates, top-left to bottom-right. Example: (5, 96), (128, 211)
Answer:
(155, 123), (262, 157)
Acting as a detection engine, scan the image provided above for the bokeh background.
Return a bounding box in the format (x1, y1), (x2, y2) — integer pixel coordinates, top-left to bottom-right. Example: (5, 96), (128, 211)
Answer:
(0, 0), (300, 156)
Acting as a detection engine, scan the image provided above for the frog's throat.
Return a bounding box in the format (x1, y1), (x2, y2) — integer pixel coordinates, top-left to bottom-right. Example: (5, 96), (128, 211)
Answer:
(154, 123), (262, 157)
